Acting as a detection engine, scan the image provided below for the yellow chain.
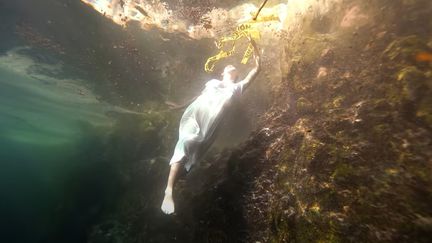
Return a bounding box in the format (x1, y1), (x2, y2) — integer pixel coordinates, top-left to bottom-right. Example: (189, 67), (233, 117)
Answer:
(205, 23), (261, 72)
(204, 9), (279, 72)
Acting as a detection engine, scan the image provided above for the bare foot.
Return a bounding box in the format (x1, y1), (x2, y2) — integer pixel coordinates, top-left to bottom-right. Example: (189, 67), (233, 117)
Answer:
(161, 192), (175, 214)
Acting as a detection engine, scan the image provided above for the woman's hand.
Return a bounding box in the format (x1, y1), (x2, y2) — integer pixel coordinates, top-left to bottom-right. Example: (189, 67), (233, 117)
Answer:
(247, 35), (261, 67)
(237, 35), (262, 90)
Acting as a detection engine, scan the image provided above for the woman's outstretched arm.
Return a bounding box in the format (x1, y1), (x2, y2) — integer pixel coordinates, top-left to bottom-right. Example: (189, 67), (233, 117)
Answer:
(238, 38), (261, 90)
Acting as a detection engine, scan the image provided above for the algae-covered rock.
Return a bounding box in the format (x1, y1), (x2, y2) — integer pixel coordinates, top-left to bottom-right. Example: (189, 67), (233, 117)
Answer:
(384, 35), (430, 63)
(397, 66), (428, 101)
(296, 97), (313, 113)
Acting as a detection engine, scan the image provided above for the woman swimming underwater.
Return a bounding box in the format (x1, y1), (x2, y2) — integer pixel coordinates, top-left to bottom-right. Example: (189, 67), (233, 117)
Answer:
(161, 38), (261, 214)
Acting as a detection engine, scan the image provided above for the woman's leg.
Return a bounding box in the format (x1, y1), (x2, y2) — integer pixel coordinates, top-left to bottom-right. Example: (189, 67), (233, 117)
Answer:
(161, 161), (183, 214)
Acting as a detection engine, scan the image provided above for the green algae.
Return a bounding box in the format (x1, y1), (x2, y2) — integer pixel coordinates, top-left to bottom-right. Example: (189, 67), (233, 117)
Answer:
(417, 97), (432, 126)
(330, 163), (355, 184)
(296, 97), (313, 112)
(397, 66), (428, 101)
(384, 35), (430, 62)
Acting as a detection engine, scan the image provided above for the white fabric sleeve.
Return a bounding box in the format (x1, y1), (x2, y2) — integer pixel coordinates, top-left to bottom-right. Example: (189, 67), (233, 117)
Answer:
(234, 81), (245, 96)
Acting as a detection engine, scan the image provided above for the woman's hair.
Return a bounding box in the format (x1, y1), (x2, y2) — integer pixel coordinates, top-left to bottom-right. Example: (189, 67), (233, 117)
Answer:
(222, 65), (238, 81)
(223, 65), (237, 73)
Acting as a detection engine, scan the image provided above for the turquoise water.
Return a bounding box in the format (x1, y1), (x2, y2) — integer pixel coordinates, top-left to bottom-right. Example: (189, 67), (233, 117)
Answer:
(0, 1), (125, 240)
(0, 46), (118, 242)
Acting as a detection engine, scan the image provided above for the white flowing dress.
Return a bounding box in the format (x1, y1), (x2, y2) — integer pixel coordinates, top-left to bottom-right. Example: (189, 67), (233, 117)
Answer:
(169, 79), (244, 171)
